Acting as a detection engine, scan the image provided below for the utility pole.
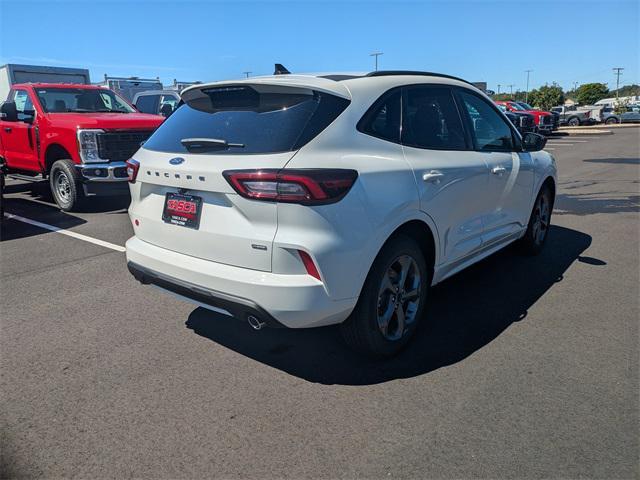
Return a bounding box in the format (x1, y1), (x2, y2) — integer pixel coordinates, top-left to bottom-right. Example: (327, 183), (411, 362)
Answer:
(613, 67), (624, 102)
(370, 52), (383, 71)
(508, 84), (514, 97)
(242, 71), (252, 78)
(525, 69), (533, 103)
(497, 84), (501, 94)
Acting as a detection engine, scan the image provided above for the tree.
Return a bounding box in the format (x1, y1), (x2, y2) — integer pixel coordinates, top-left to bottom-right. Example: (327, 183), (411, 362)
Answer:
(527, 84), (565, 110)
(575, 83), (609, 105)
(611, 84), (640, 98)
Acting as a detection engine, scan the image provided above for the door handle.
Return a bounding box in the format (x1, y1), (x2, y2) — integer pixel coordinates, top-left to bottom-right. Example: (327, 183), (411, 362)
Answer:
(3, 127), (11, 133)
(491, 166), (507, 175)
(422, 170), (444, 183)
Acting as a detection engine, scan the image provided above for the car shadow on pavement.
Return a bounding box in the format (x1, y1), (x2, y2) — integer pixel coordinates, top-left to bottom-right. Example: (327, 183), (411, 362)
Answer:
(583, 157), (640, 165)
(555, 192), (640, 216)
(186, 225), (597, 385)
(1, 198), (87, 241)
(3, 180), (130, 213)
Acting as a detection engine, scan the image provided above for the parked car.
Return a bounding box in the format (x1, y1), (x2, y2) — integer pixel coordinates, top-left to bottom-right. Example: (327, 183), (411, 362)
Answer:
(496, 104), (537, 135)
(516, 102), (560, 132)
(125, 70), (556, 357)
(0, 83), (164, 211)
(96, 75), (163, 102)
(495, 101), (557, 134)
(601, 105), (640, 124)
(133, 90), (180, 117)
(550, 105), (596, 126)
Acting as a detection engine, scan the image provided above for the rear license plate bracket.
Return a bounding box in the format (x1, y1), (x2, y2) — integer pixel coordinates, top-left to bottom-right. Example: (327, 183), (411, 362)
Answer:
(162, 192), (203, 229)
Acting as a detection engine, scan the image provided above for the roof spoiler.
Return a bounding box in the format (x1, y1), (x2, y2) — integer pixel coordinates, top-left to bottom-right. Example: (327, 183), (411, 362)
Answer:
(274, 63), (291, 75)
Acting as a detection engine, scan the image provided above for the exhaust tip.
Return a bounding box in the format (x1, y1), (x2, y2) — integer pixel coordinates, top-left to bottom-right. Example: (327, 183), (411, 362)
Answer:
(247, 315), (266, 330)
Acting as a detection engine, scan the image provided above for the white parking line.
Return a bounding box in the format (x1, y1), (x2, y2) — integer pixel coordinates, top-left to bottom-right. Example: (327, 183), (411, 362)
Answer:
(3, 212), (126, 252)
(546, 143), (574, 146)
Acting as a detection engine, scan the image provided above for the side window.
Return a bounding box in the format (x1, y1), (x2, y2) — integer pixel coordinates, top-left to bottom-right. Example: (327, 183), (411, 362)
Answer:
(12, 90), (35, 122)
(401, 86), (467, 150)
(358, 89), (402, 143)
(458, 91), (514, 152)
(159, 95), (178, 117)
(135, 94), (160, 114)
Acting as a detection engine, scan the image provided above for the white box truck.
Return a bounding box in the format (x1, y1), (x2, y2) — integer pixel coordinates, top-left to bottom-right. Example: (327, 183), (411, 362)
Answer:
(0, 64), (91, 102)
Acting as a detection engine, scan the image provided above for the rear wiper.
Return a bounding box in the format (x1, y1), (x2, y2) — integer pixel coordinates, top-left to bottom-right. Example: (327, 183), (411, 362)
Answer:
(180, 138), (245, 150)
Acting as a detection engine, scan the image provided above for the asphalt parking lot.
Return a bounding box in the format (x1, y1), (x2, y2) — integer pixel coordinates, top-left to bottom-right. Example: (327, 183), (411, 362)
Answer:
(1, 127), (639, 479)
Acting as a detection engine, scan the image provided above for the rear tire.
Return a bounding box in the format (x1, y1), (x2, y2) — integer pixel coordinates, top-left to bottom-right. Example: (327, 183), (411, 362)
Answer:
(519, 184), (553, 256)
(50, 159), (84, 212)
(605, 117), (618, 125)
(340, 235), (429, 357)
(567, 117), (581, 126)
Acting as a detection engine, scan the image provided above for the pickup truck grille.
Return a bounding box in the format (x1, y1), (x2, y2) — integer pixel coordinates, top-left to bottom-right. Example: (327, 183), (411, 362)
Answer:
(520, 115), (535, 127)
(97, 131), (153, 162)
(540, 115), (553, 126)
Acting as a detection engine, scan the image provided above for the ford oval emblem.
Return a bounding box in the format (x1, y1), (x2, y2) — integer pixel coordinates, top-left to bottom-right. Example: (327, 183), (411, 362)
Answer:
(169, 157), (185, 165)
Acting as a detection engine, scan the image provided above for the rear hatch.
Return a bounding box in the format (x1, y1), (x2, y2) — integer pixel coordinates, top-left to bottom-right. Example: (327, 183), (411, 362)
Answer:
(129, 81), (350, 272)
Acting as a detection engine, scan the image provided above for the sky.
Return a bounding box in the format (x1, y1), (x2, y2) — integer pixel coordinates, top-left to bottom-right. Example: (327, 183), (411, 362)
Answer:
(0, 0), (638, 93)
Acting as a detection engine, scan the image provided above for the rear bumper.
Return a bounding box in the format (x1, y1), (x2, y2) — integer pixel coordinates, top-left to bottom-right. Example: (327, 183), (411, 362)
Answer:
(125, 236), (357, 328)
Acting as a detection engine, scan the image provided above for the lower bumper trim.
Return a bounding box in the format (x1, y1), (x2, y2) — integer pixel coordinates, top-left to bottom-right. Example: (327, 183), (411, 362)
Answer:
(127, 261), (287, 328)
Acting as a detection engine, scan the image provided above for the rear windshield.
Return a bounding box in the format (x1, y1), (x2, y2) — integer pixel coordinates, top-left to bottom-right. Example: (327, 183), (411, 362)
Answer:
(143, 85), (350, 155)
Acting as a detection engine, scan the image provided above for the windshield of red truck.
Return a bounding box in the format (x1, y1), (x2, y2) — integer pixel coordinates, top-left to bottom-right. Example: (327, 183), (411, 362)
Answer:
(34, 88), (136, 114)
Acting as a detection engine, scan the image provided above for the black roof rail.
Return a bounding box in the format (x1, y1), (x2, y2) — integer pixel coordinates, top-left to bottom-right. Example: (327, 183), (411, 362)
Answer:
(366, 70), (476, 87)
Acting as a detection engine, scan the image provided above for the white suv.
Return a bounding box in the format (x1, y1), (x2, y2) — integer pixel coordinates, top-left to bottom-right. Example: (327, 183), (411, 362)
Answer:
(125, 71), (556, 357)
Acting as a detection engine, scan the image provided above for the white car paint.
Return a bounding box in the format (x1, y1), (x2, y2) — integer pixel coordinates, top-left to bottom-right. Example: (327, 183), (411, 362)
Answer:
(126, 72), (557, 329)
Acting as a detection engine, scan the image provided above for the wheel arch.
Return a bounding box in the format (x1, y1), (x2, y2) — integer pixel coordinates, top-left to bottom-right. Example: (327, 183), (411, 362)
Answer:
(541, 175), (556, 207)
(44, 143), (72, 176)
(357, 217), (439, 297)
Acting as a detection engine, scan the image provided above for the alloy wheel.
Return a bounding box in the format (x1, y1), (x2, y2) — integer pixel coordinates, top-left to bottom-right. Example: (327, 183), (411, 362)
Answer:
(531, 192), (550, 245)
(376, 254), (421, 341)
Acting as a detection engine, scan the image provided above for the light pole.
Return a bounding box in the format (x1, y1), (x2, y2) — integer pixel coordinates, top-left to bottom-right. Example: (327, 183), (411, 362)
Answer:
(497, 84), (501, 94)
(573, 81), (578, 92)
(613, 67), (624, 102)
(242, 71), (252, 78)
(525, 69), (533, 103)
(370, 52), (383, 71)
(508, 84), (515, 97)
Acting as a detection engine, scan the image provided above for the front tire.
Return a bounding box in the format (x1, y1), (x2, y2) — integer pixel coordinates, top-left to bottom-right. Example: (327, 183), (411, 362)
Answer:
(340, 235), (429, 357)
(519, 184), (553, 256)
(50, 159), (84, 212)
(605, 117), (619, 125)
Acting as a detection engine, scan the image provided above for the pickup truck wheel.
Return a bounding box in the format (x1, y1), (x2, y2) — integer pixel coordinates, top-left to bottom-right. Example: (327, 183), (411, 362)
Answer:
(50, 159), (84, 211)
(340, 234), (429, 357)
(567, 116), (581, 126)
(519, 184), (554, 256)
(605, 117), (619, 125)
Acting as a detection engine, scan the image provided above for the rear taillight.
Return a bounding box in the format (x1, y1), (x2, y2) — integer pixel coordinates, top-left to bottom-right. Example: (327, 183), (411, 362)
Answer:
(223, 169), (358, 205)
(126, 159), (140, 183)
(585, 111), (591, 118)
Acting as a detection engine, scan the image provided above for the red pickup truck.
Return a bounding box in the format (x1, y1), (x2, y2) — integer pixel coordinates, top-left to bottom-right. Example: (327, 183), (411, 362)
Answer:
(0, 83), (163, 211)
(494, 100), (558, 135)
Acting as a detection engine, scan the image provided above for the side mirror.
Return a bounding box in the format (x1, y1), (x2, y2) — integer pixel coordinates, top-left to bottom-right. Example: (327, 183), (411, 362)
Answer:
(0, 101), (18, 122)
(522, 132), (547, 152)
